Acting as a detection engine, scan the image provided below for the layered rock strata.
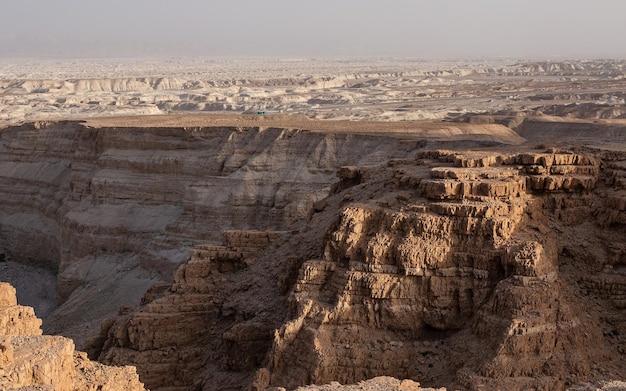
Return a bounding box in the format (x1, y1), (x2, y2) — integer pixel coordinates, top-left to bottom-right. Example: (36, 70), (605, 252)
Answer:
(0, 120), (421, 344)
(257, 151), (624, 390)
(258, 150), (610, 390)
(92, 230), (286, 390)
(93, 147), (626, 390)
(3, 116), (626, 390)
(0, 282), (146, 391)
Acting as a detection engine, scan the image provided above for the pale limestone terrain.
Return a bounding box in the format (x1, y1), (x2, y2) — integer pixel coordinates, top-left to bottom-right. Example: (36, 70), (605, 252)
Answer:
(1, 59), (626, 391)
(1, 58), (626, 124)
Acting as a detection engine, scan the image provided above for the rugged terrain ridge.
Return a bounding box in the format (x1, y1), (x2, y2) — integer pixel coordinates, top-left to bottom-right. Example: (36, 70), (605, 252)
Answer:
(0, 120), (431, 345)
(1, 117), (626, 390)
(0, 282), (146, 390)
(90, 145), (626, 390)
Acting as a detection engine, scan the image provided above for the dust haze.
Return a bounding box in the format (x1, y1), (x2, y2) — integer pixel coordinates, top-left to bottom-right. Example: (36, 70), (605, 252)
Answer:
(1, 0), (626, 59)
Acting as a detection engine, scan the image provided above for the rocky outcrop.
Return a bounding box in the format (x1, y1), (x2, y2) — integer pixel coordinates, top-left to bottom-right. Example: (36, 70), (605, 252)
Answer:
(295, 376), (445, 391)
(88, 147), (626, 391)
(255, 149), (623, 390)
(91, 230), (286, 390)
(295, 377), (626, 391)
(0, 282), (146, 391)
(0, 120), (420, 345)
(2, 115), (626, 390)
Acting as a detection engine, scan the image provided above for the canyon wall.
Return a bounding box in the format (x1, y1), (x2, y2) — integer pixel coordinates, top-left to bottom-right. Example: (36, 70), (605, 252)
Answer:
(259, 149), (623, 391)
(0, 120), (420, 344)
(2, 118), (626, 390)
(92, 146), (626, 390)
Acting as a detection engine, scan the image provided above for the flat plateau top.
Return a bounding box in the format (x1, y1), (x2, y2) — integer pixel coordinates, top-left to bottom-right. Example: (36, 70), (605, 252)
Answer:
(83, 113), (481, 131)
(82, 113), (525, 143)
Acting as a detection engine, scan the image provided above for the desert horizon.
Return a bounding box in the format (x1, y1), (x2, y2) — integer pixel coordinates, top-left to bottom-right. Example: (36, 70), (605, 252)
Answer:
(2, 57), (626, 127)
(2, 1), (626, 390)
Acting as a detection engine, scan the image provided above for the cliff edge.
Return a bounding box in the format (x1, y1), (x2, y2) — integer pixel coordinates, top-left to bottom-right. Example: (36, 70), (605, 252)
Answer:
(91, 147), (626, 390)
(0, 282), (146, 391)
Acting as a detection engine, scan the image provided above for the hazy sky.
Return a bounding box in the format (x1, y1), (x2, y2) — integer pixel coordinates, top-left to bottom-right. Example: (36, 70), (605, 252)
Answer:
(1, 0), (625, 59)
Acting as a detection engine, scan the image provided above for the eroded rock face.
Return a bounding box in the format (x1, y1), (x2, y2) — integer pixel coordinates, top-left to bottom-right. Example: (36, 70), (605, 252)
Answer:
(0, 282), (146, 391)
(92, 147), (626, 390)
(295, 376), (445, 391)
(258, 149), (623, 390)
(0, 283), (42, 337)
(92, 231), (286, 390)
(0, 120), (416, 344)
(3, 117), (625, 390)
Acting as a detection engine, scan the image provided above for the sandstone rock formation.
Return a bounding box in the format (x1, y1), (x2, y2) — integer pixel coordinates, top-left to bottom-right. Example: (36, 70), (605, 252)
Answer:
(2, 59), (626, 391)
(0, 119), (435, 346)
(0, 282), (146, 391)
(88, 145), (626, 390)
(294, 376), (445, 391)
(295, 377), (626, 391)
(256, 149), (617, 391)
(91, 230), (285, 391)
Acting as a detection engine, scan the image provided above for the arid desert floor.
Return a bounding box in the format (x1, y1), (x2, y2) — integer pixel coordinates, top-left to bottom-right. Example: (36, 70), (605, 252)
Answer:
(2, 58), (625, 124)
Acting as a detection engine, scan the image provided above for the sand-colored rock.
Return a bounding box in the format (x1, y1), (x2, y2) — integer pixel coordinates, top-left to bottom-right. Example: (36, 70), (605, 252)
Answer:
(91, 230), (285, 390)
(2, 59), (626, 391)
(0, 119), (437, 346)
(295, 376), (445, 391)
(253, 149), (625, 390)
(0, 282), (42, 337)
(85, 146), (626, 391)
(0, 282), (146, 391)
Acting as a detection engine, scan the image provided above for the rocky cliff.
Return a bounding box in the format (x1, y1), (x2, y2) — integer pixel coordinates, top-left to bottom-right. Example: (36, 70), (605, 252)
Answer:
(258, 149), (622, 391)
(0, 119), (426, 345)
(89, 146), (626, 390)
(0, 282), (146, 391)
(90, 230), (286, 391)
(2, 117), (626, 390)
